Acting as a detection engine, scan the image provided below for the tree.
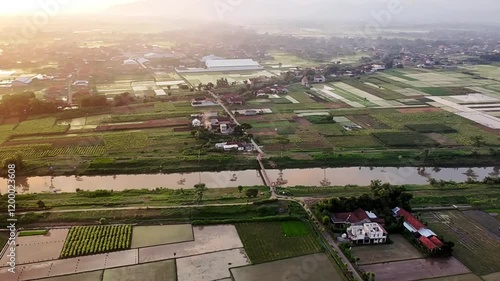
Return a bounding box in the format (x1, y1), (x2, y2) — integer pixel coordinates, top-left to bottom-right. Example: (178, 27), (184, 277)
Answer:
(99, 217), (107, 225)
(37, 200), (46, 209)
(80, 94), (108, 107)
(191, 127), (214, 142)
(238, 185), (243, 193)
(113, 92), (134, 106)
(471, 135), (485, 147)
(276, 136), (291, 157)
(194, 183), (208, 204)
(1, 152), (25, 173)
(245, 188), (259, 198)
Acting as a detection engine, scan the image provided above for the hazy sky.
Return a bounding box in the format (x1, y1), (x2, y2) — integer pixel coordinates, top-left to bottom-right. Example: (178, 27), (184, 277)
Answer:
(1, 0), (499, 25)
(0, 0), (134, 14)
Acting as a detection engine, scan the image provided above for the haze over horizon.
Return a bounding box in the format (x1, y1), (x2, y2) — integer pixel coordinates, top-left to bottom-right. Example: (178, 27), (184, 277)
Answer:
(0, 0), (499, 26)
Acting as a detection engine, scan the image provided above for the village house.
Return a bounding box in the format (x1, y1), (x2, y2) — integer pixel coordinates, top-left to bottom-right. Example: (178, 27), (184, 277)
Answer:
(313, 75), (326, 83)
(224, 94), (244, 105)
(191, 97), (218, 107)
(393, 207), (444, 251)
(301, 76), (310, 87)
(330, 208), (385, 228)
(215, 141), (254, 152)
(346, 222), (388, 244)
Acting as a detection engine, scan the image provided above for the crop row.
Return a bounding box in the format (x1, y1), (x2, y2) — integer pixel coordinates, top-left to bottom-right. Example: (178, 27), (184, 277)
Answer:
(0, 145), (106, 159)
(60, 225), (132, 258)
(103, 133), (152, 150)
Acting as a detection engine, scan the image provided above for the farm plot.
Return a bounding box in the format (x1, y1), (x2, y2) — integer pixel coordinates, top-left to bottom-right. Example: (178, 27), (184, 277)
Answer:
(230, 253), (343, 281)
(321, 84), (372, 107)
(0, 229), (69, 265)
(462, 210), (500, 239)
(176, 248), (250, 281)
(418, 87), (477, 96)
(419, 273), (483, 281)
(396, 88), (430, 97)
(360, 257), (471, 281)
(0, 124), (15, 144)
(263, 51), (318, 67)
(405, 124), (457, 133)
(103, 260), (176, 281)
(420, 210), (500, 275)
(372, 131), (437, 147)
(102, 133), (152, 151)
(334, 82), (393, 107)
(13, 117), (69, 136)
(131, 224), (194, 248)
(327, 135), (384, 148)
(235, 221), (322, 264)
(60, 225), (132, 258)
(352, 234), (423, 265)
(29, 271), (104, 281)
(139, 225), (244, 263)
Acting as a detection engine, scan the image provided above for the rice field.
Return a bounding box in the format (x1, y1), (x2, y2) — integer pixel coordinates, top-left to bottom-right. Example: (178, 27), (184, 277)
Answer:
(236, 221), (322, 264)
(420, 210), (500, 275)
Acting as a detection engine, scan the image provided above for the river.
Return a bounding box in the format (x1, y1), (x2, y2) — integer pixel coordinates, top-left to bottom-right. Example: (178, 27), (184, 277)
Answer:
(1, 166), (498, 194)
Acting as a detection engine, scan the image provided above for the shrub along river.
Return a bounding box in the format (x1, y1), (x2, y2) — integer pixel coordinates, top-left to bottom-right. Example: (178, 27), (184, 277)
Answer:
(1, 166), (498, 194)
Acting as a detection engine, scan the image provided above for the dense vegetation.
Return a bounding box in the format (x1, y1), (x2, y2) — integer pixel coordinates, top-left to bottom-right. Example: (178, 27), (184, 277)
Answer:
(60, 225), (132, 258)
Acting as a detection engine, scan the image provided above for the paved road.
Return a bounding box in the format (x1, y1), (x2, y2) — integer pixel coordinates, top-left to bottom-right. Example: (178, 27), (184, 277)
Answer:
(279, 196), (363, 281)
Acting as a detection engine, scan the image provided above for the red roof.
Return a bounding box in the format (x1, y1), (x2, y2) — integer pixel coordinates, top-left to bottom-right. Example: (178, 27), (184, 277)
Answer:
(429, 236), (444, 248)
(332, 208), (371, 224)
(419, 236), (438, 250)
(353, 208), (370, 221)
(397, 208), (425, 230)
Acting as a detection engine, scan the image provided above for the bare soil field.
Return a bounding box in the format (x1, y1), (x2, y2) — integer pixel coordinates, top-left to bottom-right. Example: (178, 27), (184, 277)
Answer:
(348, 115), (390, 129)
(103, 260), (176, 281)
(176, 248), (250, 281)
(482, 271), (500, 281)
(419, 273), (483, 281)
(463, 210), (500, 239)
(425, 133), (460, 146)
(421, 210), (500, 275)
(0, 229), (69, 265)
(32, 271), (104, 281)
(352, 234), (423, 265)
(360, 257), (470, 281)
(131, 224), (194, 248)
(230, 253), (342, 281)
(138, 225), (243, 263)
(398, 107), (442, 113)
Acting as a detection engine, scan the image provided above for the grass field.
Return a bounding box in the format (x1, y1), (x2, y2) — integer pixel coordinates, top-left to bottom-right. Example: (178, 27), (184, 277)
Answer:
(18, 229), (49, 236)
(280, 221), (310, 237)
(131, 224), (194, 248)
(352, 234), (423, 265)
(236, 221), (322, 264)
(420, 210), (500, 275)
(263, 51), (319, 67)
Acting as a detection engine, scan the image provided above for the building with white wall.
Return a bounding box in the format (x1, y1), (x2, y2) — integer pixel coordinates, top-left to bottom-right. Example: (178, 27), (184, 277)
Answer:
(346, 223), (387, 244)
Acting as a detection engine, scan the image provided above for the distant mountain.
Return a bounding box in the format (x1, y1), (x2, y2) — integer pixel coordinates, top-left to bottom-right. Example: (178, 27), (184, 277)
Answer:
(106, 0), (500, 25)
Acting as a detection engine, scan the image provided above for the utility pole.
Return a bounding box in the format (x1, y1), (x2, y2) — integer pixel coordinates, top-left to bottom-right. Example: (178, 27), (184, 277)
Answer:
(67, 74), (73, 104)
